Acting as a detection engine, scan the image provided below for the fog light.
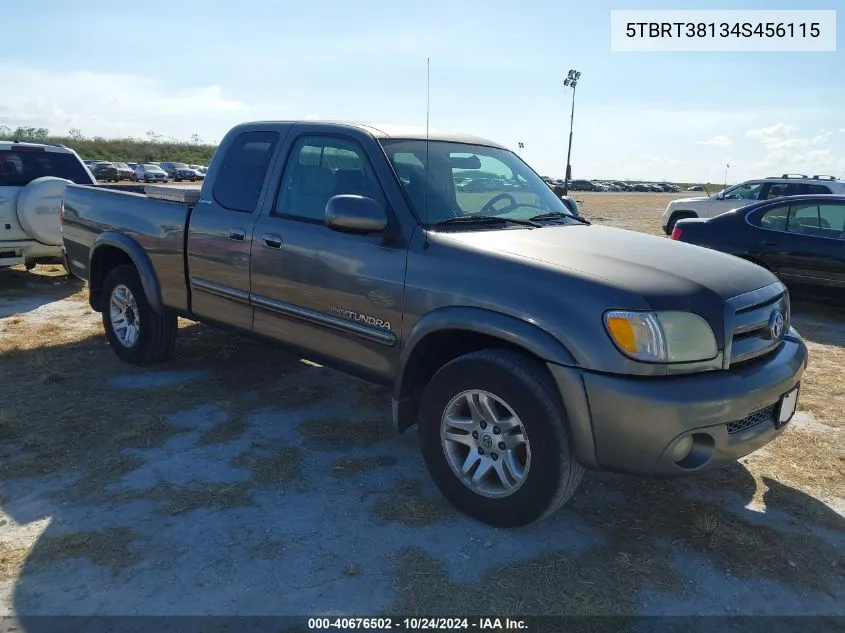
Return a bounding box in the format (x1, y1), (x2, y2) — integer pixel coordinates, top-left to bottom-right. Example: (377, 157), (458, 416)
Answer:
(671, 436), (694, 463)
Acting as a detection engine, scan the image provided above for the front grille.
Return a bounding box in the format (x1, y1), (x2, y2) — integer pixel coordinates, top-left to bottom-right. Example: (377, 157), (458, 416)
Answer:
(726, 404), (777, 434)
(725, 283), (789, 367)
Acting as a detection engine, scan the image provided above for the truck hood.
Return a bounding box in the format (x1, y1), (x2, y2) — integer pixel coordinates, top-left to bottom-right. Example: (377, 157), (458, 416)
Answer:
(436, 224), (777, 340)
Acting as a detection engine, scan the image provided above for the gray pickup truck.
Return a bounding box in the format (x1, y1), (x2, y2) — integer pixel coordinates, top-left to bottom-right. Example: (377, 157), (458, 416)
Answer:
(61, 121), (808, 527)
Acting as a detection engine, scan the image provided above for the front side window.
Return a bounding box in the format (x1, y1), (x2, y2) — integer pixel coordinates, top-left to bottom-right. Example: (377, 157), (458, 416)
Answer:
(379, 139), (577, 225)
(212, 130), (279, 213)
(274, 135), (385, 222)
(722, 182), (763, 201)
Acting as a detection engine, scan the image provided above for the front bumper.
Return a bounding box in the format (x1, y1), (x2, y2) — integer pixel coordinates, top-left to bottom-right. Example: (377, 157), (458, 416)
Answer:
(547, 330), (808, 476)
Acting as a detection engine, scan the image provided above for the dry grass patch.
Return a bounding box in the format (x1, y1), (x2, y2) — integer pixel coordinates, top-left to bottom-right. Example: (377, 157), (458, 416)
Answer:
(197, 401), (249, 446)
(278, 384), (330, 408)
(371, 478), (458, 526)
(389, 545), (678, 624)
(1, 527), (138, 580)
(572, 472), (842, 592)
(232, 447), (303, 486)
(330, 455), (397, 478)
(159, 482), (254, 516)
(0, 541), (32, 581)
(298, 416), (394, 449)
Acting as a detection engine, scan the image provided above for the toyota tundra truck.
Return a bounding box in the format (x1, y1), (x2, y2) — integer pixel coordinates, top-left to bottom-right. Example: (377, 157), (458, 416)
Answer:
(61, 121), (808, 527)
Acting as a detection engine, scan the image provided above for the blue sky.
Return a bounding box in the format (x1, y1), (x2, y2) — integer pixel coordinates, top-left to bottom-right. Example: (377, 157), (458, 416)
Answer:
(2, 0), (843, 182)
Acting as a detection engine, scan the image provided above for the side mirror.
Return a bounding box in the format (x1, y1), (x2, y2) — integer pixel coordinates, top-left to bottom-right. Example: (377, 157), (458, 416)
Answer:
(325, 195), (388, 234)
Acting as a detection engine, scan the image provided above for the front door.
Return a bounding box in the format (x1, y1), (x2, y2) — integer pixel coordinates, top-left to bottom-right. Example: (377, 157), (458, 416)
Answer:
(186, 129), (282, 330)
(250, 133), (408, 381)
(771, 202), (845, 296)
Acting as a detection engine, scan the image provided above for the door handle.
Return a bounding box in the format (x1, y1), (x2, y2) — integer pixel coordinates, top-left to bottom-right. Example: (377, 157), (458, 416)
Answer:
(262, 233), (283, 249)
(229, 228), (246, 241)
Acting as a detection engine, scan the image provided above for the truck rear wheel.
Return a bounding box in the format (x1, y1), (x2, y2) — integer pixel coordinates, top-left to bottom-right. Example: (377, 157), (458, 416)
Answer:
(418, 349), (583, 527)
(101, 265), (177, 365)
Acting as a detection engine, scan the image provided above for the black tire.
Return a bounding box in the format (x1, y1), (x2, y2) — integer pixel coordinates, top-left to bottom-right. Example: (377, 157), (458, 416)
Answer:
(101, 265), (177, 365)
(666, 211), (696, 234)
(418, 349), (584, 527)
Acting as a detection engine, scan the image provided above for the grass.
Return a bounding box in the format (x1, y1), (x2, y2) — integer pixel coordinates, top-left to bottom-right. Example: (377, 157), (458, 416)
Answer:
(1, 528), (137, 581)
(570, 471), (842, 593)
(388, 546), (675, 624)
(298, 417), (394, 449)
(329, 455), (397, 478)
(232, 447), (304, 486)
(0, 272), (309, 505)
(370, 478), (458, 526)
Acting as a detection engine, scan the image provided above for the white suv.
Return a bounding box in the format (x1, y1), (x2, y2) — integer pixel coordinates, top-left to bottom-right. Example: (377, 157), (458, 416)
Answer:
(661, 174), (845, 234)
(0, 141), (96, 270)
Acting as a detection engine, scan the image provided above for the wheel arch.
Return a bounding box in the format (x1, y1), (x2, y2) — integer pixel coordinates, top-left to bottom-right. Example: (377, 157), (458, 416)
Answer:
(393, 306), (578, 433)
(89, 233), (164, 314)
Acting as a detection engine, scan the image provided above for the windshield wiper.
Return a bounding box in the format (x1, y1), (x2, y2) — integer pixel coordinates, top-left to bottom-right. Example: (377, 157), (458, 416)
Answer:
(431, 215), (538, 228)
(528, 211), (591, 225)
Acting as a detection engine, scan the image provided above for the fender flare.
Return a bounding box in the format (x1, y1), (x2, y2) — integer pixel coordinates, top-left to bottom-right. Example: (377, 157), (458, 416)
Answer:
(89, 232), (164, 313)
(395, 306), (579, 400)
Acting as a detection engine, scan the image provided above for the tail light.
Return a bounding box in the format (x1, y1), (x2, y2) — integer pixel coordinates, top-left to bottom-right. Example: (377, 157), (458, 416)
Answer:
(670, 227), (682, 240)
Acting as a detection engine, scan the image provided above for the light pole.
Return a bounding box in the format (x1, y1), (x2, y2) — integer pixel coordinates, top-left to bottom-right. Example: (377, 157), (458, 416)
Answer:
(517, 141), (524, 157)
(724, 162), (730, 188)
(562, 69), (581, 195)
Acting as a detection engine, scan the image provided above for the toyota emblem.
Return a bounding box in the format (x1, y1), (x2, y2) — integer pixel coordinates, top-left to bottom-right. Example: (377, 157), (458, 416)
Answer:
(768, 310), (785, 340)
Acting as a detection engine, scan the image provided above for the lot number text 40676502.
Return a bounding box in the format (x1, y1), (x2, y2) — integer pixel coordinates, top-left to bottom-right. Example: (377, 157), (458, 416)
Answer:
(308, 617), (529, 630)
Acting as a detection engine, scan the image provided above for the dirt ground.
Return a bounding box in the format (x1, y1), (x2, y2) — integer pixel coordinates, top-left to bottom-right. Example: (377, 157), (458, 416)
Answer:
(0, 192), (843, 625)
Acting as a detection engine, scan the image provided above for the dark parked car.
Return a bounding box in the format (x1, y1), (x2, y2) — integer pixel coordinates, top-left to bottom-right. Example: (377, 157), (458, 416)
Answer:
(91, 161), (120, 182)
(671, 194), (845, 300)
(569, 179), (597, 191)
(113, 163), (134, 180)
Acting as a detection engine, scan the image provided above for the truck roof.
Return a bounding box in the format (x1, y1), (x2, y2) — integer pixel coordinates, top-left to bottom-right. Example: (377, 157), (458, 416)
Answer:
(234, 120), (507, 149)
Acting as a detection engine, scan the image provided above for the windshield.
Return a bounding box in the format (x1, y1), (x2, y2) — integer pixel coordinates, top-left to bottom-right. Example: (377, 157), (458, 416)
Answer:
(144, 165), (164, 172)
(379, 139), (575, 226)
(173, 162), (189, 169)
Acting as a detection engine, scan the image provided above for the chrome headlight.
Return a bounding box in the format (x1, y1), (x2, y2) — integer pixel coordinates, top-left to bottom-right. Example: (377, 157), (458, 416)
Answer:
(603, 310), (718, 363)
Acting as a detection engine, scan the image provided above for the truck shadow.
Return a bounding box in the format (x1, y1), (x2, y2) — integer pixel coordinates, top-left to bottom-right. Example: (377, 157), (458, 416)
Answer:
(789, 299), (845, 348)
(0, 267), (83, 318)
(1, 321), (843, 620)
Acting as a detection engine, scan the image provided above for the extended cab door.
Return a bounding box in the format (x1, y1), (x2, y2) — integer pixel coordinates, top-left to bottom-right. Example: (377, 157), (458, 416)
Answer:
(249, 129), (410, 382)
(186, 129), (283, 330)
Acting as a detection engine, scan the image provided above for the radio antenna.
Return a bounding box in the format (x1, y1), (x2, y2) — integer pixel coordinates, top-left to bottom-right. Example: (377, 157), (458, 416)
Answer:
(424, 57), (431, 227)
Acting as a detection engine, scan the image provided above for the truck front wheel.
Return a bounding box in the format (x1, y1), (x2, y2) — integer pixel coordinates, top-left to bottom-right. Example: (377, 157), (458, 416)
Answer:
(101, 265), (177, 365)
(418, 349), (584, 527)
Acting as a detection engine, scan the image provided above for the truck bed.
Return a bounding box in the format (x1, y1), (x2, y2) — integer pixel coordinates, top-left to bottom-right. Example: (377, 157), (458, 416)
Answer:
(61, 184), (195, 313)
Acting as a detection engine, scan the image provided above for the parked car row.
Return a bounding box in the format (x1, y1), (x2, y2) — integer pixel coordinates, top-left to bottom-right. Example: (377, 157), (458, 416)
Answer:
(542, 178), (680, 193)
(81, 159), (207, 182)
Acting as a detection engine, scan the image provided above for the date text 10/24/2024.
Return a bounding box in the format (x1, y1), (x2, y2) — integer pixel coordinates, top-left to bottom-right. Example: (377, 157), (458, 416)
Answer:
(308, 617), (528, 630)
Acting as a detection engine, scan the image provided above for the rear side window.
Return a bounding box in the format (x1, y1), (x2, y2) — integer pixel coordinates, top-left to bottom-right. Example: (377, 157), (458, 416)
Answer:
(0, 149), (93, 186)
(212, 131), (280, 213)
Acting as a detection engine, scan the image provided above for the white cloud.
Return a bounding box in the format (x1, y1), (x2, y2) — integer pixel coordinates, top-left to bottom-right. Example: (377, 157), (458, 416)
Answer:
(745, 123), (830, 150)
(696, 135), (733, 147)
(0, 64), (252, 140)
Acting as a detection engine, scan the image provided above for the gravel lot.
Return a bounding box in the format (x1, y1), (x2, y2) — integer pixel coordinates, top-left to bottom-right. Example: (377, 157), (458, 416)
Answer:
(1, 192), (843, 625)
